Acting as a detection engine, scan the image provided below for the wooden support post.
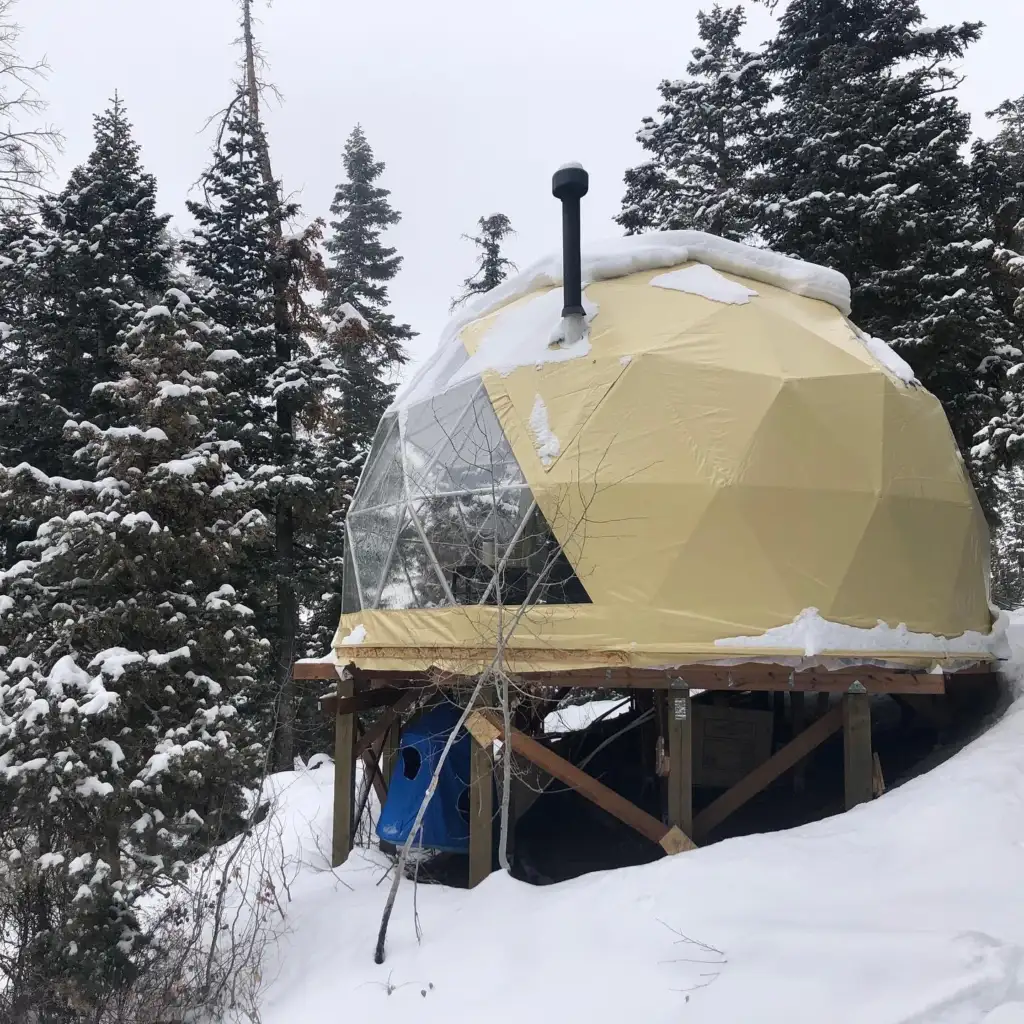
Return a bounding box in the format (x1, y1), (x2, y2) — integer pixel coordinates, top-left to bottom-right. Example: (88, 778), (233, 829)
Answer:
(468, 728), (494, 888)
(667, 686), (692, 837)
(790, 692), (806, 794)
(332, 676), (355, 867)
(843, 691), (873, 810)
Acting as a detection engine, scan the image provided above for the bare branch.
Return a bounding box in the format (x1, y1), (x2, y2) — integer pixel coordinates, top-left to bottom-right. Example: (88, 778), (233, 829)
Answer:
(0, 0), (63, 205)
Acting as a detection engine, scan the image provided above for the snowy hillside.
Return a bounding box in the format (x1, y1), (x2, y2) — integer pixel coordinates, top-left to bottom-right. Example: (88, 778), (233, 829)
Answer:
(244, 622), (1024, 1024)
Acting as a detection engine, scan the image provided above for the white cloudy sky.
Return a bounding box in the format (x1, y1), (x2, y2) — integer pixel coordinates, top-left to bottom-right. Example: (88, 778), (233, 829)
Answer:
(17, 0), (1024, 379)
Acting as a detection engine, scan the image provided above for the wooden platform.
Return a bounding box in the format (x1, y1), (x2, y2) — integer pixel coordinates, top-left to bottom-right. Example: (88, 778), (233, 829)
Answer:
(297, 656), (996, 880)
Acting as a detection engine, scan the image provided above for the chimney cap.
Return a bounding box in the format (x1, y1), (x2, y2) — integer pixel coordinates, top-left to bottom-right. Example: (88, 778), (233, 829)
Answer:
(552, 164), (589, 201)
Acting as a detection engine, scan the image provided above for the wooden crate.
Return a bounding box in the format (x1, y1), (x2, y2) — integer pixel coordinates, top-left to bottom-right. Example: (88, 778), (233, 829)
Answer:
(692, 704), (773, 788)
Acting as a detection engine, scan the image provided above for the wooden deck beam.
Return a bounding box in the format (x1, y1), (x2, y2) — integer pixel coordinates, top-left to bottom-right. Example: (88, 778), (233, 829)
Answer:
(295, 659), (955, 695)
(320, 686), (406, 717)
(467, 711), (696, 855)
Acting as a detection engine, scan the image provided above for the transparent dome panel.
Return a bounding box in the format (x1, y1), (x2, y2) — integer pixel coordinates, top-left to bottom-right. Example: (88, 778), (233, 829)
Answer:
(347, 503), (404, 609)
(378, 508), (452, 610)
(513, 505), (592, 605)
(351, 415), (404, 512)
(401, 379), (478, 493)
(341, 540), (360, 615)
(404, 384), (525, 498)
(413, 488), (533, 604)
(340, 356), (592, 612)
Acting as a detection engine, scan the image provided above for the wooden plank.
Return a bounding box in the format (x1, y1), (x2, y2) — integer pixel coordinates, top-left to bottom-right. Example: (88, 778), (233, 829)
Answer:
(352, 727), (388, 843)
(843, 692), (873, 810)
(516, 666), (945, 695)
(294, 659), (344, 680)
(666, 688), (692, 837)
(329, 666), (945, 694)
(332, 676), (355, 867)
(468, 728), (494, 888)
(693, 704), (844, 841)
(470, 711), (696, 854)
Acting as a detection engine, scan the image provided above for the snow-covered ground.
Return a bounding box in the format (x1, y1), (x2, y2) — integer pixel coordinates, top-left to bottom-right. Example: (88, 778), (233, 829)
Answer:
(246, 617), (1024, 1024)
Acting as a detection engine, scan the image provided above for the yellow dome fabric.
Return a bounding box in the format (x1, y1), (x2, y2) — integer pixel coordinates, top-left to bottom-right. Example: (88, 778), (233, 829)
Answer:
(333, 257), (991, 674)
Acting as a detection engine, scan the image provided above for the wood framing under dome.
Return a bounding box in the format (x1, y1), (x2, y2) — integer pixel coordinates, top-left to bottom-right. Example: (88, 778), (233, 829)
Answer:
(293, 654), (998, 877)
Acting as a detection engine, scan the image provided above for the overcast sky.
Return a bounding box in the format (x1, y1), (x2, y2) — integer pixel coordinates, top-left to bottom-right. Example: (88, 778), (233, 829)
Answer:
(17, 0), (1024, 380)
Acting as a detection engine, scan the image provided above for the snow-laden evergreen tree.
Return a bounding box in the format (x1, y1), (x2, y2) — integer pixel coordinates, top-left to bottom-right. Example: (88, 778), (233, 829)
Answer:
(971, 96), (1024, 469)
(0, 96), (171, 474)
(451, 212), (516, 309)
(754, 3), (1011, 468)
(973, 98), (1024, 338)
(323, 125), (411, 453)
(183, 103), (287, 363)
(184, 97), (351, 759)
(990, 469), (1024, 608)
(1, 97), (172, 576)
(617, 5), (769, 239)
(0, 290), (265, 1017)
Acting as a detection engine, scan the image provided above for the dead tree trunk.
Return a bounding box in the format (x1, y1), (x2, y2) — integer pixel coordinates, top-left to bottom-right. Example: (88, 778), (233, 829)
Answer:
(240, 0), (297, 768)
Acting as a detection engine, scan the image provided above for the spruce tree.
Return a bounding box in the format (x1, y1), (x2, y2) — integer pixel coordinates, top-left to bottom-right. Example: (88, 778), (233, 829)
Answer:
(973, 98), (1024, 334)
(971, 97), (1024, 468)
(754, 4), (1010, 466)
(323, 125), (411, 453)
(0, 96), (172, 479)
(0, 290), (264, 1016)
(184, 97), (351, 759)
(618, 5), (770, 239)
(452, 212), (516, 308)
(1, 98), (172, 579)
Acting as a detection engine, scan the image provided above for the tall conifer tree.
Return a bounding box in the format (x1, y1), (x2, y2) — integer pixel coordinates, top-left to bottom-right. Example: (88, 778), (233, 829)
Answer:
(0, 291), (264, 1017)
(323, 125), (411, 454)
(618, 5), (769, 240)
(971, 97), (1024, 470)
(0, 96), (172, 480)
(754, 3), (1009, 465)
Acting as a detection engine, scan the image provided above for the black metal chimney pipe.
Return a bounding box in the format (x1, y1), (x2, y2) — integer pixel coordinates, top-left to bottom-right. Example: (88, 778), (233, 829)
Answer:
(552, 163), (589, 318)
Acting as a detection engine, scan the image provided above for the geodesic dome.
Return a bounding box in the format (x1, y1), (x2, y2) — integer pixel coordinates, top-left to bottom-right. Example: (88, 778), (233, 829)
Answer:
(335, 232), (993, 673)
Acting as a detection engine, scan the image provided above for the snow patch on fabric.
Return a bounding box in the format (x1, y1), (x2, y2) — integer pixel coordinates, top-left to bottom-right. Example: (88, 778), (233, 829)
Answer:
(447, 290), (598, 388)
(852, 326), (919, 385)
(715, 606), (1005, 659)
(528, 395), (561, 466)
(340, 624), (367, 646)
(391, 230), (850, 414)
(651, 264), (759, 304)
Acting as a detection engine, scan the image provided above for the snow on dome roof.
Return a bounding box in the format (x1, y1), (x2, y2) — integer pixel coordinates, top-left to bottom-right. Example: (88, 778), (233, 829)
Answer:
(392, 231), (851, 413)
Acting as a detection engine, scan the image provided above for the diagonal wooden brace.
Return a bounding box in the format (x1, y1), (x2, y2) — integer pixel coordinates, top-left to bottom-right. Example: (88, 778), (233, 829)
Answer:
(466, 710), (696, 855)
(693, 703), (844, 841)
